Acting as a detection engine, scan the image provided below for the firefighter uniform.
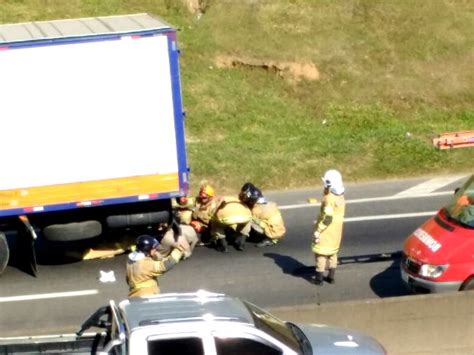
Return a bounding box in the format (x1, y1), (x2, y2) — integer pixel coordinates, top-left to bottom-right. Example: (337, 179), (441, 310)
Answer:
(126, 246), (184, 298)
(211, 196), (252, 251)
(251, 201), (286, 244)
(191, 196), (219, 232)
(156, 224), (198, 260)
(312, 191), (346, 275)
(172, 196), (195, 225)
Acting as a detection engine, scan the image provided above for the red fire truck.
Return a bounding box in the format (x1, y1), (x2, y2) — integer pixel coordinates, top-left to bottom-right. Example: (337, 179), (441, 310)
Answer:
(401, 174), (474, 293)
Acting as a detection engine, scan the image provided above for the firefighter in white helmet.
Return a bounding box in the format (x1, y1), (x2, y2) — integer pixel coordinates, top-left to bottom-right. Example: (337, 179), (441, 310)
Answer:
(311, 169), (346, 285)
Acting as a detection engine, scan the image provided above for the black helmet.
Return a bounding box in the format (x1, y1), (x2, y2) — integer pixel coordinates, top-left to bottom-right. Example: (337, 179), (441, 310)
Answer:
(240, 182), (262, 203)
(136, 235), (159, 254)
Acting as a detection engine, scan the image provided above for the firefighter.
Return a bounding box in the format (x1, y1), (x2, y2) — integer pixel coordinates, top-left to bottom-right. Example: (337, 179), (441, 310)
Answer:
(311, 169), (346, 285)
(172, 195), (195, 225)
(155, 221), (198, 260)
(190, 183), (219, 244)
(210, 196), (253, 252)
(126, 235), (185, 298)
(239, 182), (286, 247)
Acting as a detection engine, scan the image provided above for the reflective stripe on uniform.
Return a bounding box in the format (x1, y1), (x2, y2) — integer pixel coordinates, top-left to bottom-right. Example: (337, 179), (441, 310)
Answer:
(312, 242), (339, 255)
(129, 279), (156, 290)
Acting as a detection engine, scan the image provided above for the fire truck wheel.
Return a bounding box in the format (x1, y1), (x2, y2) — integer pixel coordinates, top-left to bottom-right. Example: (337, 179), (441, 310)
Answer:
(0, 232), (9, 274)
(460, 277), (474, 291)
(43, 221), (102, 242)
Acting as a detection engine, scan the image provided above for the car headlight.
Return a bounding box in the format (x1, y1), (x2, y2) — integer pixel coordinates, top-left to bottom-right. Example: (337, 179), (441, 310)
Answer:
(419, 264), (449, 278)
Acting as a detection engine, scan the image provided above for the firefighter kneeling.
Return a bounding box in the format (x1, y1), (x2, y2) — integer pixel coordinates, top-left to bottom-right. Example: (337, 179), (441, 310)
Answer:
(239, 182), (286, 247)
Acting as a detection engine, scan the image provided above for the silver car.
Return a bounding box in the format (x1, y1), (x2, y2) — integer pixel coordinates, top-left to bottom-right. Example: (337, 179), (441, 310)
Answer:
(115, 290), (386, 354)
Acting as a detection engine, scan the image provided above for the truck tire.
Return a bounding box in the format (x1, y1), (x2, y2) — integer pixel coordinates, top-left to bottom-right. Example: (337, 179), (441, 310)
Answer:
(0, 232), (9, 274)
(460, 277), (474, 291)
(43, 221), (102, 242)
(106, 211), (169, 229)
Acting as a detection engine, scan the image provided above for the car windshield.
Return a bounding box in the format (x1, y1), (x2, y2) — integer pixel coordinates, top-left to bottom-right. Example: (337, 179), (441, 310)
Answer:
(243, 300), (308, 354)
(444, 175), (474, 228)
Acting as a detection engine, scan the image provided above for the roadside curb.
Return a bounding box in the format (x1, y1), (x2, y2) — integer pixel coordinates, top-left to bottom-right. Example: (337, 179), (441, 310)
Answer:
(269, 291), (474, 355)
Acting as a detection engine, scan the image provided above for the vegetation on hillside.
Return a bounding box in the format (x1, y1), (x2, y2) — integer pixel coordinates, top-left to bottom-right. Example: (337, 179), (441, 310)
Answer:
(1, 0), (473, 193)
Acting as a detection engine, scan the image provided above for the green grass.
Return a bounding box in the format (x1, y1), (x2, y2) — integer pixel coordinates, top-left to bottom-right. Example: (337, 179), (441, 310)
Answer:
(1, 0), (473, 193)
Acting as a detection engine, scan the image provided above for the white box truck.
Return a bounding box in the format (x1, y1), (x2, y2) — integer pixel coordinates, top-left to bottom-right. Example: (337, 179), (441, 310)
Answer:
(0, 13), (189, 275)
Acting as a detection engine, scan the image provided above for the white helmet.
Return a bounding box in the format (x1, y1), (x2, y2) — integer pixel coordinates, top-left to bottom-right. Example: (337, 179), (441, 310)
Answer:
(321, 169), (345, 195)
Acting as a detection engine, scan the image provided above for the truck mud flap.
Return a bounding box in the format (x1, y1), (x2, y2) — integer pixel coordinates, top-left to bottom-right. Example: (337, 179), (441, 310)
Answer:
(17, 228), (38, 277)
(0, 232), (10, 275)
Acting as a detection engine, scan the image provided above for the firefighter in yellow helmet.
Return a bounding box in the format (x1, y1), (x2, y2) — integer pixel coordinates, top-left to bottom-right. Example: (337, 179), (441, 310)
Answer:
(239, 182), (286, 247)
(190, 183), (219, 244)
(210, 195), (253, 252)
(126, 235), (185, 298)
(311, 169), (346, 285)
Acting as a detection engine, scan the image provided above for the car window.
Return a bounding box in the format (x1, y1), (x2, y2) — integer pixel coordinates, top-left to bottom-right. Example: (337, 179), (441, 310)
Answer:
(214, 336), (282, 355)
(243, 301), (301, 353)
(445, 175), (474, 228)
(148, 337), (204, 355)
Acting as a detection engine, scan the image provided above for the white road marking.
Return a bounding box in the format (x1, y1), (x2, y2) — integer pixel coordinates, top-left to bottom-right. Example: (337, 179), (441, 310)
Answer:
(394, 176), (464, 197)
(0, 179), (457, 303)
(345, 211), (435, 222)
(279, 191), (451, 210)
(0, 289), (98, 303)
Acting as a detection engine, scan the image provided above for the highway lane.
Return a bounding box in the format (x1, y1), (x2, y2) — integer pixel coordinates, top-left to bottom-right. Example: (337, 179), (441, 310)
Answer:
(0, 175), (468, 337)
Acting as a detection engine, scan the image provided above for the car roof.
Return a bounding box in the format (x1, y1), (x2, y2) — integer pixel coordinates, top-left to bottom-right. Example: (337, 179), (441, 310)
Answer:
(119, 291), (256, 331)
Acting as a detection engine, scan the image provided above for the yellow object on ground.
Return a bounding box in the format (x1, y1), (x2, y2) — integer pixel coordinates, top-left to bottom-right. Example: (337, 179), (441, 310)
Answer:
(82, 235), (137, 260)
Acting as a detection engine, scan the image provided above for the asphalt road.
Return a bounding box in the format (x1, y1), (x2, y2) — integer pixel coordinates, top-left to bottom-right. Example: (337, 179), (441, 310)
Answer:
(0, 174), (468, 337)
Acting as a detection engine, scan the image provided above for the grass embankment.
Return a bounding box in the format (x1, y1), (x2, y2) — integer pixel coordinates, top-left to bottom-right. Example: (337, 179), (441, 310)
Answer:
(1, 1), (473, 193)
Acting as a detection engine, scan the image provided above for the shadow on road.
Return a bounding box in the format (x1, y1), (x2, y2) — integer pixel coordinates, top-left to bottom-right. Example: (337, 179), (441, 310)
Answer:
(263, 253), (314, 285)
(264, 251), (412, 298)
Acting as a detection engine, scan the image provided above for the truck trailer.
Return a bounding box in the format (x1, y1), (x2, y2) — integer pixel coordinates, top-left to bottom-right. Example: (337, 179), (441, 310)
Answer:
(0, 13), (189, 275)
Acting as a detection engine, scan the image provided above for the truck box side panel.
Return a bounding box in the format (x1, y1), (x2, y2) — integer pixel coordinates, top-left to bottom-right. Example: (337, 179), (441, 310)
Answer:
(0, 32), (184, 216)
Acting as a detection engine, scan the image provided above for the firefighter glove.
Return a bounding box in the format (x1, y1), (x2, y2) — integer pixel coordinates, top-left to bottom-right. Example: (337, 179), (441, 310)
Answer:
(313, 231), (321, 244)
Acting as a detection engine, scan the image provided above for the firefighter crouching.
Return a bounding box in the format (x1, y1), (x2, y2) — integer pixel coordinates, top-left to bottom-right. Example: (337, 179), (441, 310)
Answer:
(172, 196), (195, 225)
(211, 196), (252, 252)
(126, 235), (185, 298)
(311, 169), (346, 286)
(190, 183), (219, 244)
(239, 182), (286, 247)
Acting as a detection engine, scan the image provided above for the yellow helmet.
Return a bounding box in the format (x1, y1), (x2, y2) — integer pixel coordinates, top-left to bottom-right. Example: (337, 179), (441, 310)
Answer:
(199, 184), (215, 198)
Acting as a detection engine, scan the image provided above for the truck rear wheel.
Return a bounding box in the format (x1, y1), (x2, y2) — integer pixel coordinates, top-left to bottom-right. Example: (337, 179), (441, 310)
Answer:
(106, 211), (169, 229)
(460, 277), (474, 291)
(0, 232), (9, 274)
(43, 221), (102, 242)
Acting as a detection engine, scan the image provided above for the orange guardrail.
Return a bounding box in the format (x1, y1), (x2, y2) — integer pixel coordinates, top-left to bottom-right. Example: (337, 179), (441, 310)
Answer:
(432, 130), (474, 150)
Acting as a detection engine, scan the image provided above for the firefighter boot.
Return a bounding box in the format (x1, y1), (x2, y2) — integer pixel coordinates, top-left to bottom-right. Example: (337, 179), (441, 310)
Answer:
(311, 272), (324, 286)
(326, 268), (336, 284)
(216, 238), (229, 253)
(256, 237), (274, 248)
(234, 233), (246, 251)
